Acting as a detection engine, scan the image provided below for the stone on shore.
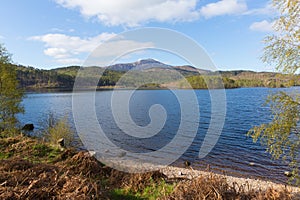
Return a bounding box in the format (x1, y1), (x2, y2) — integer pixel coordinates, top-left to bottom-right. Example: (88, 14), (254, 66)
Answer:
(22, 124), (34, 131)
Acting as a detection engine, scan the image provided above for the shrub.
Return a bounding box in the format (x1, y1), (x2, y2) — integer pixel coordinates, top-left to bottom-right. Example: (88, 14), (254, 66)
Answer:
(43, 114), (74, 147)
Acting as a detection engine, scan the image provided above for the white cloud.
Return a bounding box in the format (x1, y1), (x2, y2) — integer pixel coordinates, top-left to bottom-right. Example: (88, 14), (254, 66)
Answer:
(91, 40), (154, 58)
(30, 33), (116, 64)
(0, 35), (5, 40)
(55, 0), (280, 26)
(50, 28), (76, 33)
(44, 48), (69, 59)
(200, 0), (247, 18)
(30, 33), (155, 65)
(84, 39), (155, 66)
(56, 58), (84, 65)
(249, 20), (275, 32)
(54, 0), (200, 26)
(244, 1), (276, 16)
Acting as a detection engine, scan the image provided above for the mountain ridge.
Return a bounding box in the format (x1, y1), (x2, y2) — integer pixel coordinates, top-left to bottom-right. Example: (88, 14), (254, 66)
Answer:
(14, 59), (300, 90)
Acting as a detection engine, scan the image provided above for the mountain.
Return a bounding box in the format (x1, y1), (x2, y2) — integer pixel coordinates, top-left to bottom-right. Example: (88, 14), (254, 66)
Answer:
(108, 58), (171, 71)
(14, 59), (300, 90)
(107, 59), (210, 78)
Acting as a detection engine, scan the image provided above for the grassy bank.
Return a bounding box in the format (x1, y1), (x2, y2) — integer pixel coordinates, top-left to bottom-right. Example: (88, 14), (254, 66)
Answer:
(0, 132), (297, 199)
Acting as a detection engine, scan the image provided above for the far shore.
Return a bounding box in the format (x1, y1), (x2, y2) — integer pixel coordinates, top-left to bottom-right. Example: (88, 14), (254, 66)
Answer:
(24, 85), (300, 93)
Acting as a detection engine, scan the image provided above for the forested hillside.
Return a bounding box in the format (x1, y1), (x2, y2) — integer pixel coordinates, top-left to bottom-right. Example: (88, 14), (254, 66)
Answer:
(15, 62), (300, 90)
(16, 65), (123, 89)
(16, 65), (77, 89)
(176, 71), (300, 89)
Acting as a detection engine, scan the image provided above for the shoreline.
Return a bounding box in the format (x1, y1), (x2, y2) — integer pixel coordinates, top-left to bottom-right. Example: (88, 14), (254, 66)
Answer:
(171, 161), (290, 185)
(88, 152), (299, 194)
(23, 85), (300, 93)
(1, 133), (299, 199)
(160, 165), (300, 194)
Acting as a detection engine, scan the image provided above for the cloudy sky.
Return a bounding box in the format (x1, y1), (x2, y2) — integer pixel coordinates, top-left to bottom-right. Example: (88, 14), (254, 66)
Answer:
(0, 0), (276, 71)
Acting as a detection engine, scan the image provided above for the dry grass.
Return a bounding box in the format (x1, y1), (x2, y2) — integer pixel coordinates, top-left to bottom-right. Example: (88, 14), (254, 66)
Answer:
(162, 174), (296, 200)
(119, 171), (167, 193)
(0, 135), (108, 199)
(44, 116), (74, 147)
(0, 133), (298, 200)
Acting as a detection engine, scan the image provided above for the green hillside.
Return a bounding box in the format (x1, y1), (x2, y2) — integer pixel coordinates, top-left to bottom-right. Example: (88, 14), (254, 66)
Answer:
(15, 65), (300, 90)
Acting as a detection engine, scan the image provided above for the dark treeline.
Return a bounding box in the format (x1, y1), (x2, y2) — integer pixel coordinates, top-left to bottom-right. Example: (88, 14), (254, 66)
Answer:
(16, 65), (77, 89)
(16, 65), (123, 89)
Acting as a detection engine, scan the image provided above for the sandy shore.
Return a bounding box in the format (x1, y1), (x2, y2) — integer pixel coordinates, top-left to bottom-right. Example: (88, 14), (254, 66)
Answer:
(160, 166), (300, 195)
(92, 152), (300, 195)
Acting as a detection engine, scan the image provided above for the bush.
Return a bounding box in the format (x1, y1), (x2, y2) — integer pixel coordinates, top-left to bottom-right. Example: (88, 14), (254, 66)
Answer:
(43, 114), (74, 147)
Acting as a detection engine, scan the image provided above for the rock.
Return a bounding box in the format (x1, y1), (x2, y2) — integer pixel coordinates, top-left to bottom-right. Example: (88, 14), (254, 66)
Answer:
(206, 164), (211, 171)
(187, 175), (193, 180)
(118, 151), (126, 157)
(178, 171), (185, 176)
(22, 124), (34, 131)
(57, 138), (65, 148)
(284, 171), (292, 177)
(184, 161), (191, 167)
(88, 151), (96, 157)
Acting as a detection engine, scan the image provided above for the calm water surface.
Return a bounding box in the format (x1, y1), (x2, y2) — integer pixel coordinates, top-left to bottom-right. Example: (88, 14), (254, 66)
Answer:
(19, 87), (300, 183)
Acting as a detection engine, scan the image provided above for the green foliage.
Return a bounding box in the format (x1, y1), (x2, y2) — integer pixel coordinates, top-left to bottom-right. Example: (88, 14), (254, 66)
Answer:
(11, 63), (300, 90)
(249, 0), (300, 184)
(0, 44), (24, 132)
(178, 72), (300, 89)
(16, 65), (76, 89)
(116, 70), (182, 88)
(235, 79), (264, 87)
(0, 151), (13, 159)
(31, 143), (61, 162)
(0, 44), (11, 64)
(137, 180), (174, 199)
(99, 70), (123, 86)
(183, 75), (238, 89)
(32, 143), (53, 157)
(262, 0), (299, 74)
(139, 83), (162, 89)
(112, 179), (174, 200)
(43, 114), (74, 147)
(248, 92), (300, 184)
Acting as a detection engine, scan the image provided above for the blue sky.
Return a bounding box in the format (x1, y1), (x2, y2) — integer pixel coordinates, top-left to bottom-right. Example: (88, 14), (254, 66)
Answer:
(0, 0), (277, 71)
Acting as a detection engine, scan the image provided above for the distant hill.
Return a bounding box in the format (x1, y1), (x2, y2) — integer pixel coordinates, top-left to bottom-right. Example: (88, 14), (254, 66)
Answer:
(107, 58), (170, 71)
(14, 59), (300, 90)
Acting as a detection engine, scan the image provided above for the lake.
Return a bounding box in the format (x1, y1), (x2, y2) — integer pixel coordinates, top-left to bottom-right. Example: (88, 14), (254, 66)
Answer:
(19, 87), (300, 183)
